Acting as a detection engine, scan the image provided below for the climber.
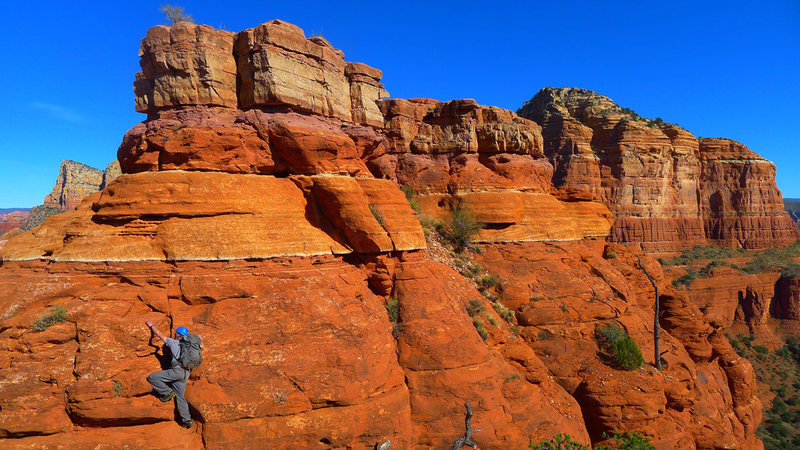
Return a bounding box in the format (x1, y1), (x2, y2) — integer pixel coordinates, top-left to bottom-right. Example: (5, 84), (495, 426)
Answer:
(145, 321), (195, 428)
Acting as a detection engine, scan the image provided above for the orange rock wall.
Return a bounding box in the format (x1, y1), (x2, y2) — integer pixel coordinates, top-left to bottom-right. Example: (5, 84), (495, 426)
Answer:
(518, 87), (799, 253)
(0, 18), (781, 450)
(135, 21), (387, 128)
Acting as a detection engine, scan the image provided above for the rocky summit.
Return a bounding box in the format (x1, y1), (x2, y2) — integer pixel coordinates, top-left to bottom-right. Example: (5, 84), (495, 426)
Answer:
(0, 19), (795, 449)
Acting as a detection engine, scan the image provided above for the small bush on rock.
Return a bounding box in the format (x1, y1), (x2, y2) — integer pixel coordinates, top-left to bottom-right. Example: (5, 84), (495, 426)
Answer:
(368, 202), (386, 228)
(529, 434), (588, 449)
(31, 306), (67, 332)
(160, 4), (195, 24)
(441, 202), (483, 253)
(596, 430), (655, 449)
(597, 324), (644, 371)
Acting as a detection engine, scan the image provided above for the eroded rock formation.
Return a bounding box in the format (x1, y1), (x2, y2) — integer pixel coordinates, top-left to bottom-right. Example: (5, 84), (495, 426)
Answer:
(518, 87), (799, 253)
(42, 160), (121, 211)
(0, 19), (770, 450)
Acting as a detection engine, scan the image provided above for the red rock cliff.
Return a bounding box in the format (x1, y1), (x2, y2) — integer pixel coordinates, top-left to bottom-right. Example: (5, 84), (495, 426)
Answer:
(518, 87), (799, 253)
(0, 20), (766, 449)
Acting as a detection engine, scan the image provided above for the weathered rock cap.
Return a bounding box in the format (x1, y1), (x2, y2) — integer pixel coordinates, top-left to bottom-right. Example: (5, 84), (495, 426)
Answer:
(135, 19), (387, 127)
(135, 22), (237, 112)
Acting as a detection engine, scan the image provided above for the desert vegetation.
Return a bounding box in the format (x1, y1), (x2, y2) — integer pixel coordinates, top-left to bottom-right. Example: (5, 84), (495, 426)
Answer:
(596, 324), (644, 371)
(729, 334), (800, 448)
(31, 305), (67, 332)
(529, 430), (654, 449)
(660, 243), (800, 287)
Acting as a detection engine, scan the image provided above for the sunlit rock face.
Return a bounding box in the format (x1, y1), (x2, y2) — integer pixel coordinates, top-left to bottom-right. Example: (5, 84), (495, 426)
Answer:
(0, 18), (771, 450)
(518, 87), (799, 254)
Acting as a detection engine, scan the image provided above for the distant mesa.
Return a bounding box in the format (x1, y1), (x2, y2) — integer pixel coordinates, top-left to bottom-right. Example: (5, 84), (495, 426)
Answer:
(517, 86), (799, 253)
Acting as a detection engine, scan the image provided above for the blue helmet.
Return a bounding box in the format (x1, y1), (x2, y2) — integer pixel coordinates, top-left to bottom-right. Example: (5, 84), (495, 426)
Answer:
(175, 326), (189, 336)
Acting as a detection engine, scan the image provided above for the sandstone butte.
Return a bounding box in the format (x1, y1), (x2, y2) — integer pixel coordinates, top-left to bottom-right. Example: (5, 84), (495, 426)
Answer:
(43, 160), (121, 211)
(0, 18), (796, 449)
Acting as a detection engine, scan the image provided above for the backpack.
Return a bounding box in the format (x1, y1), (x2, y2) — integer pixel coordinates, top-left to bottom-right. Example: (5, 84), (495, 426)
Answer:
(178, 334), (203, 371)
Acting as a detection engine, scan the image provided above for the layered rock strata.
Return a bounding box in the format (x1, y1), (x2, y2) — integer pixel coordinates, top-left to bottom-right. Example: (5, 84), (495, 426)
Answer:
(135, 20), (387, 128)
(42, 160), (121, 211)
(518, 87), (799, 253)
(367, 98), (614, 241)
(0, 19), (768, 449)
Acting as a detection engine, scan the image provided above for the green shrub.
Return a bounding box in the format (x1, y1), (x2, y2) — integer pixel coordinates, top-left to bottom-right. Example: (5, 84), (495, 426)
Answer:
(399, 185), (421, 213)
(472, 317), (488, 340)
(597, 324), (626, 346)
(597, 324), (644, 371)
(596, 430), (655, 450)
(672, 269), (698, 287)
(385, 297), (401, 338)
(31, 306), (67, 332)
(754, 345), (769, 354)
(493, 302), (515, 322)
(385, 297), (399, 323)
(112, 380), (124, 397)
(478, 275), (499, 289)
(369, 202), (386, 228)
(441, 202), (483, 253)
(529, 434), (588, 449)
(466, 299), (484, 317)
(538, 330), (550, 340)
(611, 337), (645, 370)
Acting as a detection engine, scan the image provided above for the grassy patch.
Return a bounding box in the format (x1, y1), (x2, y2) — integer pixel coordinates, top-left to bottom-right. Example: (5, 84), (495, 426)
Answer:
(662, 242), (800, 283)
(528, 430), (654, 449)
(31, 306), (67, 332)
(493, 302), (515, 322)
(368, 202), (386, 228)
(399, 185), (421, 213)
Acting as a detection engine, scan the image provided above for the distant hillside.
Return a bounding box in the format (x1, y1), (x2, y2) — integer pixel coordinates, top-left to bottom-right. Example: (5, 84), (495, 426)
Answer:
(786, 199), (800, 229)
(0, 208), (31, 213)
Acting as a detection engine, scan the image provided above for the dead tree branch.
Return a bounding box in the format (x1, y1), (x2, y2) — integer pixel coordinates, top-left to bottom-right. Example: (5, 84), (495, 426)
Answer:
(637, 254), (662, 371)
(450, 403), (480, 450)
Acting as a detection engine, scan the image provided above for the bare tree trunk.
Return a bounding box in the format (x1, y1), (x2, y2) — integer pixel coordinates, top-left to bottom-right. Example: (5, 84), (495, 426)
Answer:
(450, 403), (480, 450)
(638, 254), (662, 371)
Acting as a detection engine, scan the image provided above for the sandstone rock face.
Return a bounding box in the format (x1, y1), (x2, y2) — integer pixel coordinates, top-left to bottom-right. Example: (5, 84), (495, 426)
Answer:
(368, 97), (614, 242)
(473, 241), (762, 448)
(135, 23), (237, 112)
(135, 20), (387, 127)
(518, 87), (799, 253)
(774, 275), (800, 320)
(43, 160), (104, 210)
(1, 171), (425, 262)
(0, 18), (772, 449)
(40, 160), (121, 211)
(698, 138), (799, 248)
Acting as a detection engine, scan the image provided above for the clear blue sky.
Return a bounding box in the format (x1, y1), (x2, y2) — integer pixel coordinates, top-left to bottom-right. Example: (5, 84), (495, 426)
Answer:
(1, 1), (798, 207)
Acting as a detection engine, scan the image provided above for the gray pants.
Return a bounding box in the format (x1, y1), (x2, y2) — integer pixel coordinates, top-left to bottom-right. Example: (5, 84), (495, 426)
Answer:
(147, 367), (190, 423)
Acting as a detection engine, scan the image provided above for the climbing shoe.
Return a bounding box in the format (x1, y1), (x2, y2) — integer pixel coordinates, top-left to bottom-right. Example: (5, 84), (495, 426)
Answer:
(180, 419), (194, 428)
(159, 392), (176, 402)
